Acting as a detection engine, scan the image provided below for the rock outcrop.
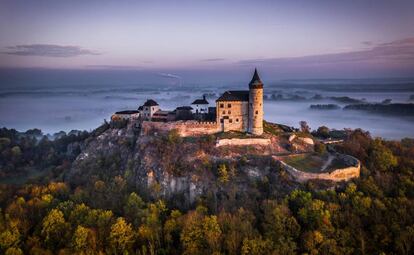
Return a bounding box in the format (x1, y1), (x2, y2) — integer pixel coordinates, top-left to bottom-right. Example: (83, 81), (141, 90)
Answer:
(65, 122), (300, 209)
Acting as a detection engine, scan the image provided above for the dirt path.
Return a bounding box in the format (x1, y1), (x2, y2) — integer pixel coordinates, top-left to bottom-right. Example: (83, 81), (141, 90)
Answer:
(321, 154), (334, 171)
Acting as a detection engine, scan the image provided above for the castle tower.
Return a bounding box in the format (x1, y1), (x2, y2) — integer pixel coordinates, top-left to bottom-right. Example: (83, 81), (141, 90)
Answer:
(248, 68), (264, 135)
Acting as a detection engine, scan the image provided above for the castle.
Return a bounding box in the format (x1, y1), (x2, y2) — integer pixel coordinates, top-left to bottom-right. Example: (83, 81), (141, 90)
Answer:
(112, 68), (264, 136)
(216, 68), (263, 135)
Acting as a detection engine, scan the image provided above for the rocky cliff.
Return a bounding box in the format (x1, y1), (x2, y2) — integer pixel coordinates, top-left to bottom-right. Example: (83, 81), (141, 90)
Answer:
(65, 121), (314, 210)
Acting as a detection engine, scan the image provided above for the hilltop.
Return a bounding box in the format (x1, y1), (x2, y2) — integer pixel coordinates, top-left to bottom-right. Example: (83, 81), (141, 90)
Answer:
(65, 120), (316, 210)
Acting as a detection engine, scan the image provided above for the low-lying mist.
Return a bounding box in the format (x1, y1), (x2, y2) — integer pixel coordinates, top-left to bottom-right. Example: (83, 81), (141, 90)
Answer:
(0, 69), (413, 139)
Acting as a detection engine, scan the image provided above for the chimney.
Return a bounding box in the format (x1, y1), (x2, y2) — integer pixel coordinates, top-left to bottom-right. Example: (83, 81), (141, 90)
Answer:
(203, 95), (206, 100)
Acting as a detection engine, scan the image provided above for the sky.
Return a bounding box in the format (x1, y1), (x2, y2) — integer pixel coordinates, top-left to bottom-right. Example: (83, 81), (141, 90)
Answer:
(1, 0), (414, 78)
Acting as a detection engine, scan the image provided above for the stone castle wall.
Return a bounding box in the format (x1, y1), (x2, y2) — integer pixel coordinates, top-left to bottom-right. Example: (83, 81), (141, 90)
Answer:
(276, 154), (360, 183)
(216, 100), (248, 133)
(141, 120), (220, 137)
(216, 138), (271, 147)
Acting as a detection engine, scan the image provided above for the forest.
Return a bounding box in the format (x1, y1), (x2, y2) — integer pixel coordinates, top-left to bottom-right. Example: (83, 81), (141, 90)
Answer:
(0, 125), (413, 255)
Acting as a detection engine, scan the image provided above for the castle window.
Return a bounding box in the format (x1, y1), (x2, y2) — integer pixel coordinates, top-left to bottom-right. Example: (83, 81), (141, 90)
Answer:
(220, 119), (224, 123)
(236, 118), (239, 122)
(255, 110), (258, 114)
(228, 103), (231, 108)
(220, 103), (224, 108)
(229, 119), (233, 123)
(222, 110), (225, 114)
(228, 110), (231, 114)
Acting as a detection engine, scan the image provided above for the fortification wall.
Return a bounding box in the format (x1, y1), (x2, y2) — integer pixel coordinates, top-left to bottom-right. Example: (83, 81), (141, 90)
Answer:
(276, 154), (360, 183)
(289, 134), (314, 145)
(216, 138), (271, 147)
(141, 120), (219, 137)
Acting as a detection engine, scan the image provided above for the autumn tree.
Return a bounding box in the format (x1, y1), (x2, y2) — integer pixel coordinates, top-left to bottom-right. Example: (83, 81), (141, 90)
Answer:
(109, 217), (135, 254)
(72, 225), (97, 254)
(41, 209), (70, 251)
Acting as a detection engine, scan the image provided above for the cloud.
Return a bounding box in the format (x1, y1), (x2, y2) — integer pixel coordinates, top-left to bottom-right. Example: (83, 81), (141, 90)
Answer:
(200, 58), (226, 62)
(3, 44), (100, 57)
(158, 72), (182, 80)
(238, 37), (414, 66)
(361, 41), (374, 46)
(85, 65), (141, 70)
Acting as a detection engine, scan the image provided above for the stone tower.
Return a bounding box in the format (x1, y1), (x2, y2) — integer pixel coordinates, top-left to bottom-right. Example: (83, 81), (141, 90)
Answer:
(248, 68), (264, 135)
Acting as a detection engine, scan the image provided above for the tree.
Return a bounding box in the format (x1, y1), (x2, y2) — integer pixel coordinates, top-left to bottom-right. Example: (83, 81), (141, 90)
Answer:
(181, 212), (222, 255)
(164, 210), (183, 253)
(218, 164), (229, 184)
(41, 209), (70, 250)
(299, 121), (310, 133)
(5, 247), (24, 255)
(180, 211), (205, 255)
(396, 225), (414, 255)
(297, 199), (331, 230)
(10, 146), (21, 161)
(0, 222), (21, 252)
(369, 139), (397, 172)
(288, 190), (312, 214)
(218, 208), (255, 255)
(109, 217), (135, 254)
(123, 192), (145, 227)
(241, 237), (273, 255)
(202, 215), (222, 253)
(316, 126), (330, 139)
(71, 225), (97, 254)
(137, 200), (167, 254)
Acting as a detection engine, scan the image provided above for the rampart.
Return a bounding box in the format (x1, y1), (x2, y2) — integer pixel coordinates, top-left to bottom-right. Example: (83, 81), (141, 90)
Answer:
(141, 120), (220, 137)
(216, 138), (271, 147)
(276, 154), (360, 182)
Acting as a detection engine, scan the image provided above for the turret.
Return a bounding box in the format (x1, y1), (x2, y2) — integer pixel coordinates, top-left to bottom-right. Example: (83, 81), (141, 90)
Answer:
(248, 68), (264, 135)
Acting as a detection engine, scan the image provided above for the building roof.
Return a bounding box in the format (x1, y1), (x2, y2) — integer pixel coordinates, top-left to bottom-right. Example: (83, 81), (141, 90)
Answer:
(192, 95), (209, 105)
(143, 99), (159, 106)
(115, 110), (139, 114)
(249, 68), (263, 89)
(153, 110), (169, 116)
(216, 90), (249, 102)
(176, 106), (193, 111)
(138, 106), (143, 111)
(192, 98), (209, 105)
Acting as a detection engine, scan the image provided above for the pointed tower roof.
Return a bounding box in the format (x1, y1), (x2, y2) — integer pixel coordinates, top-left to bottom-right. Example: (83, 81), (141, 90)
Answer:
(249, 68), (263, 89)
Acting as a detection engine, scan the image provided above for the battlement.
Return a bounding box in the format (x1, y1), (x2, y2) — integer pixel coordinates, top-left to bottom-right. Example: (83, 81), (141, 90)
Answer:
(141, 120), (219, 137)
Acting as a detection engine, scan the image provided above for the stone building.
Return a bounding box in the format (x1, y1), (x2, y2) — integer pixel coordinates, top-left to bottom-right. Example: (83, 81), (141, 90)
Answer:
(141, 99), (160, 120)
(111, 110), (140, 121)
(216, 68), (264, 135)
(191, 96), (209, 114)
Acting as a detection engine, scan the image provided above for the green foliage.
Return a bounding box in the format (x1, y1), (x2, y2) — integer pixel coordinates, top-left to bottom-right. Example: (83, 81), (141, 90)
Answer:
(181, 212), (222, 255)
(369, 138), (398, 171)
(316, 126), (330, 139)
(123, 192), (145, 227)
